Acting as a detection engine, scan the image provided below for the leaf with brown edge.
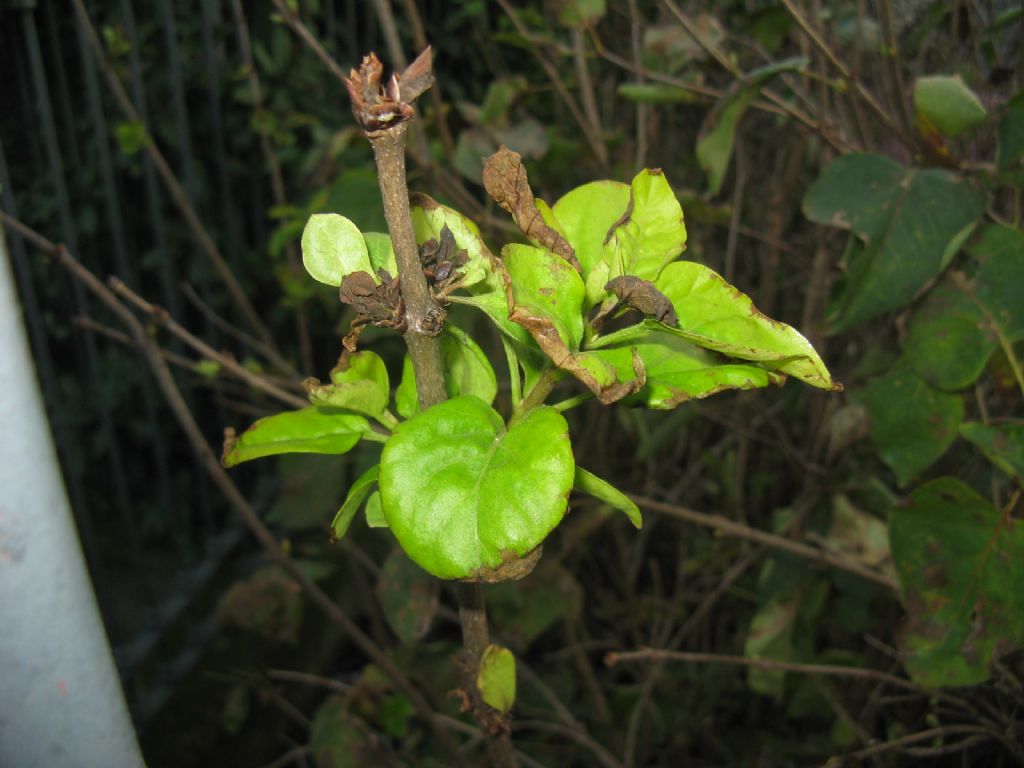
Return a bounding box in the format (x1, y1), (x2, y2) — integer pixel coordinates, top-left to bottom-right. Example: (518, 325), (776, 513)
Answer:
(483, 146), (581, 272)
(501, 244), (645, 403)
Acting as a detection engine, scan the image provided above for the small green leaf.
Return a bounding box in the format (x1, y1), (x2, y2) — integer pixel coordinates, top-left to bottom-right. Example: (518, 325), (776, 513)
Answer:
(960, 422), (1024, 483)
(379, 396), (574, 580)
(617, 83), (699, 104)
(222, 407), (371, 467)
(573, 466), (641, 528)
(442, 324), (498, 405)
(330, 464), (378, 541)
(890, 477), (1024, 686)
(504, 243), (585, 350)
(301, 213), (372, 287)
(376, 548), (440, 644)
(856, 364), (963, 486)
(364, 490), (387, 528)
(363, 232), (398, 276)
(913, 75), (988, 138)
(477, 645), (516, 714)
(803, 153), (986, 330)
(306, 350), (391, 421)
(696, 58), (807, 195)
(395, 355), (419, 419)
(555, 0), (605, 27)
(653, 262), (837, 389)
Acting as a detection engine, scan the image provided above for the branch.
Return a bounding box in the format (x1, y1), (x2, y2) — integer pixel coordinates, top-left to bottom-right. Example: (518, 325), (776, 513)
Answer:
(630, 494), (898, 590)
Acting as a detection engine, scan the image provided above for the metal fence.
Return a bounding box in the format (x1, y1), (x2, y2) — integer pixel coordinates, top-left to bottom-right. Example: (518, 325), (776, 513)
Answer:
(0, 0), (374, 731)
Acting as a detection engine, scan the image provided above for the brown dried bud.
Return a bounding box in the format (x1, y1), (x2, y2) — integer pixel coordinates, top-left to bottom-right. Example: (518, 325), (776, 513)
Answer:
(605, 275), (678, 326)
(338, 270), (406, 351)
(419, 225), (468, 300)
(343, 48), (434, 133)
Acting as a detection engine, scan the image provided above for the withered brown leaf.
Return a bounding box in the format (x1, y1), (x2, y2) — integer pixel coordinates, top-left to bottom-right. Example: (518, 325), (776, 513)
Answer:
(605, 275), (678, 326)
(482, 146), (581, 272)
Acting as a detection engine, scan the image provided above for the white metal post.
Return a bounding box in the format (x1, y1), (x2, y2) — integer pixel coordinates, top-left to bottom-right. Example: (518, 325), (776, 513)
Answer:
(0, 225), (146, 768)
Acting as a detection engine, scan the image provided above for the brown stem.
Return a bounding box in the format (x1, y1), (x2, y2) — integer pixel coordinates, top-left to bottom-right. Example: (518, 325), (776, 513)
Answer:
(351, 58), (515, 765)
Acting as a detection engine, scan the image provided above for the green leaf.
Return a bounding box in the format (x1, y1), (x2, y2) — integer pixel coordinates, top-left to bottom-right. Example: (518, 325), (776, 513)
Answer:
(803, 153), (986, 330)
(555, 0), (605, 27)
(364, 490), (387, 528)
(379, 396), (574, 580)
(451, 289), (535, 349)
(696, 58), (807, 195)
(395, 355), (419, 419)
(573, 466), (641, 527)
(363, 232), (398, 276)
(306, 350), (391, 422)
(477, 644), (516, 714)
(300, 213), (371, 287)
(744, 593), (800, 696)
(855, 364), (963, 486)
(890, 477), (1024, 686)
(903, 224), (1024, 390)
(222, 407), (371, 467)
(604, 169), (688, 282)
(997, 91), (1024, 172)
(960, 422), (1024, 483)
(442, 325), (498, 405)
(653, 261), (837, 389)
(330, 464), (378, 541)
(619, 330), (785, 407)
(410, 194), (492, 289)
(913, 75), (988, 138)
(552, 180), (631, 276)
(376, 548), (439, 644)
(309, 697), (399, 768)
(617, 83), (700, 104)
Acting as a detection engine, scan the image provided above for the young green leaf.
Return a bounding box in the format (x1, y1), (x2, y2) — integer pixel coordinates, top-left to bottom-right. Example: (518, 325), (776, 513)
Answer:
(305, 350), (392, 423)
(573, 466), (641, 528)
(477, 644), (516, 714)
(696, 57), (807, 195)
(803, 153), (986, 330)
(442, 324), (498, 405)
(364, 490), (387, 528)
(890, 477), (1024, 686)
(379, 396), (574, 580)
(552, 180), (631, 276)
(331, 464), (379, 541)
(222, 407), (372, 467)
(363, 232), (398, 276)
(653, 262), (837, 390)
(603, 169), (687, 282)
(301, 213), (372, 287)
(913, 75), (987, 138)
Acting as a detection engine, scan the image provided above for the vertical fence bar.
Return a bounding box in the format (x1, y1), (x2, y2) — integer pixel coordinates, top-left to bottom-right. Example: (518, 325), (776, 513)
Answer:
(22, 6), (135, 560)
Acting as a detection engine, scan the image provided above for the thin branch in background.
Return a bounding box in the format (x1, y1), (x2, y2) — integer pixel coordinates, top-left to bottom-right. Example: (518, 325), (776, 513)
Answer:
(876, 0), (915, 140)
(494, 0), (609, 168)
(108, 278), (309, 409)
(180, 281), (298, 381)
(818, 725), (993, 765)
(398, 0), (456, 162)
(724, 137), (747, 283)
(630, 494), (898, 590)
(229, 0), (313, 374)
(778, 0), (909, 147)
(0, 211), (468, 768)
(69, 0), (283, 360)
(571, 28), (606, 163)
(74, 314), (200, 374)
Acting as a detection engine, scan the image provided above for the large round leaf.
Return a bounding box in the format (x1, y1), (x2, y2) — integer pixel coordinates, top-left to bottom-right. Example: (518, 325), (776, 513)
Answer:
(300, 213), (371, 287)
(379, 396), (574, 580)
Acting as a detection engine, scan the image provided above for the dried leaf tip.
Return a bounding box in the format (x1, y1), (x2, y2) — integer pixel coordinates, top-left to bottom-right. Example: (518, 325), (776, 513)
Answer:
(343, 47), (434, 134)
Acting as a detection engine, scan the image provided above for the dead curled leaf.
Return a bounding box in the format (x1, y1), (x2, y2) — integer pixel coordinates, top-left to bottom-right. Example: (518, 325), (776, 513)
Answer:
(339, 270), (405, 350)
(482, 146), (581, 272)
(604, 275), (678, 326)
